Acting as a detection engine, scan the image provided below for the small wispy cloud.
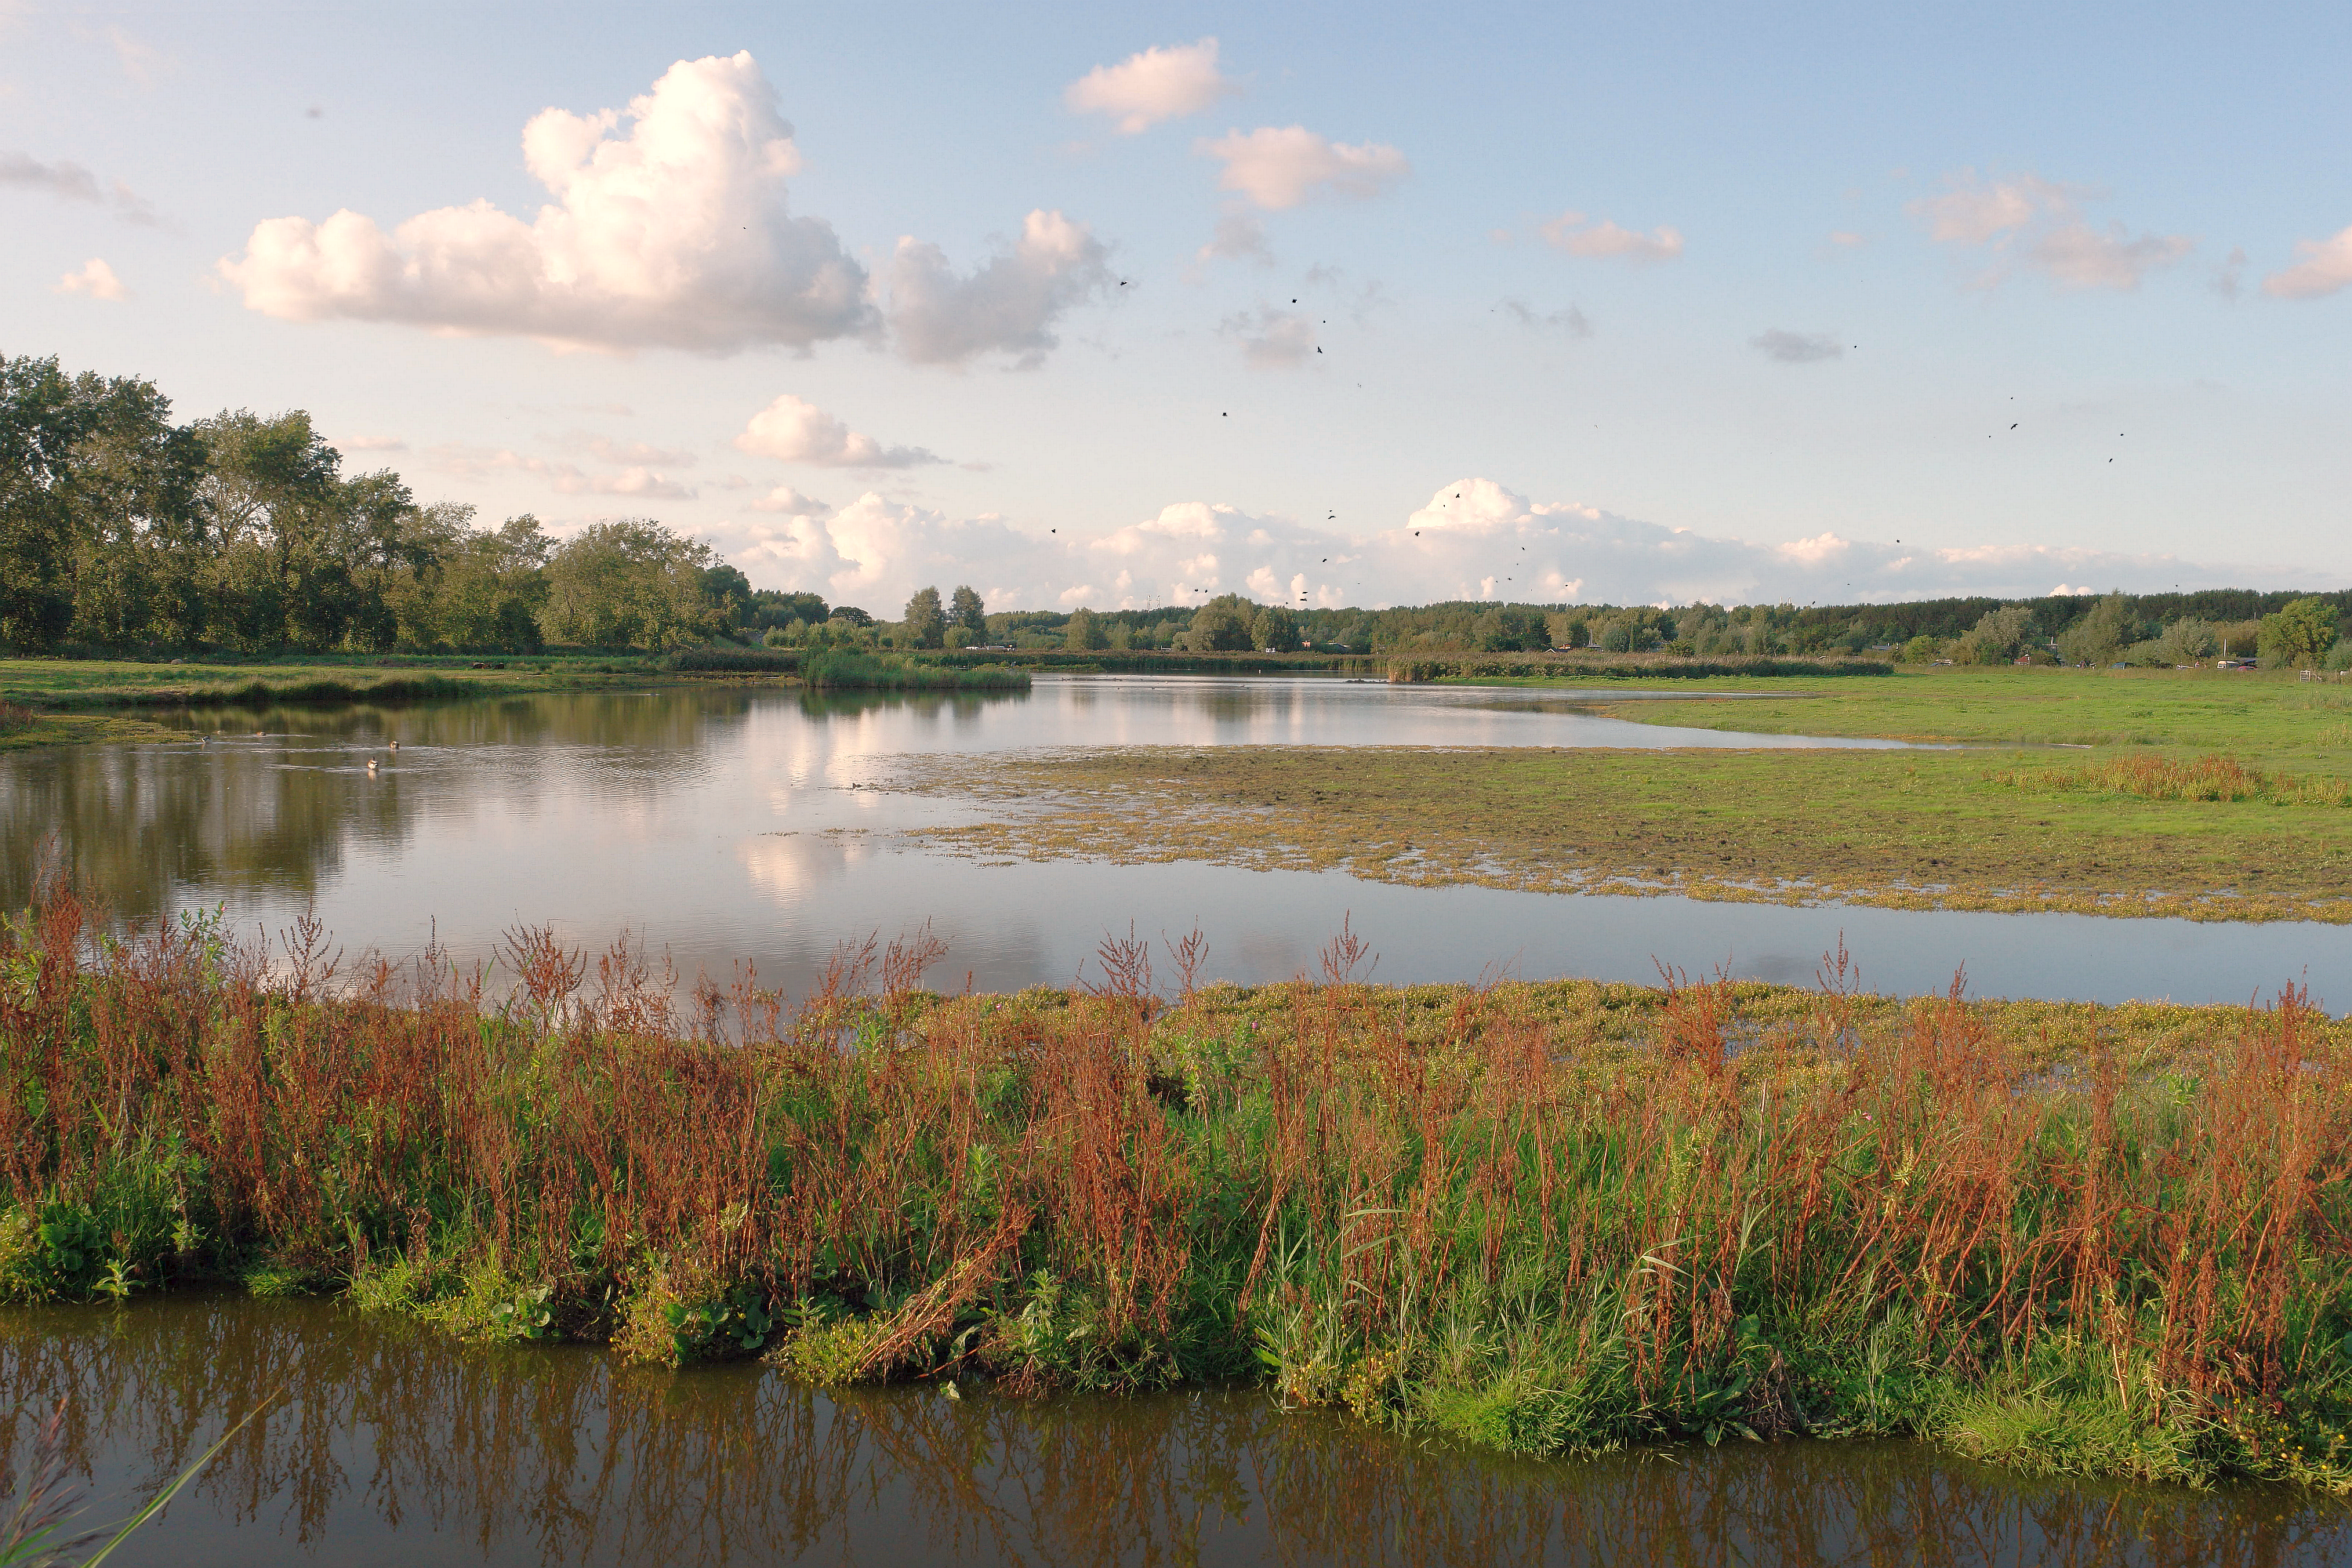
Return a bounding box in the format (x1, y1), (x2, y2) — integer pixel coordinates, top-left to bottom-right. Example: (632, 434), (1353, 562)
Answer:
(1, 150), (162, 226)
(1908, 169), (2191, 292)
(1750, 328), (1842, 364)
(1539, 211), (1684, 263)
(1496, 298), (1592, 336)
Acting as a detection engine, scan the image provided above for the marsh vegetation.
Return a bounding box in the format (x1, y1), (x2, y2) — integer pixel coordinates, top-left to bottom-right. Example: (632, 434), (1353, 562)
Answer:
(7, 884), (2352, 1491)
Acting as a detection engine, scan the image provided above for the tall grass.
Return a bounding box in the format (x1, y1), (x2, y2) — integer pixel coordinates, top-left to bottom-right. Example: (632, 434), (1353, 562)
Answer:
(4, 887), (2352, 1487)
(798, 651), (1029, 691)
(0, 704), (31, 737)
(1987, 753), (2352, 806)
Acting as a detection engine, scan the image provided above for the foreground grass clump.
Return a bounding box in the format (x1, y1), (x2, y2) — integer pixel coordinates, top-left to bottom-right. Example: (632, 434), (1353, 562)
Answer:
(5, 891), (2352, 1490)
(800, 650), (1029, 691)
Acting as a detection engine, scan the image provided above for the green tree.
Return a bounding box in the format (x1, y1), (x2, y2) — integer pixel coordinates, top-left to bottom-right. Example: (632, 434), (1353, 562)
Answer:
(700, 563), (754, 631)
(54, 367), (209, 649)
(425, 514), (550, 651)
(2259, 597), (2339, 669)
(1900, 634), (1941, 664)
(2056, 592), (2132, 666)
(1250, 604), (1301, 652)
(902, 586), (946, 648)
(193, 409), (354, 651)
(950, 584), (986, 637)
(1472, 607), (1544, 652)
(1185, 595), (1257, 652)
(2158, 618), (2220, 663)
(0, 357), (92, 649)
(539, 519), (717, 648)
(1063, 607), (1108, 650)
(1959, 605), (2032, 664)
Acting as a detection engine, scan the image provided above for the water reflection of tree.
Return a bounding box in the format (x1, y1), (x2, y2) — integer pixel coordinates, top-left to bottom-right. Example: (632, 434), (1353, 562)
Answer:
(792, 689), (1026, 723)
(0, 1301), (2336, 1567)
(0, 691), (768, 924)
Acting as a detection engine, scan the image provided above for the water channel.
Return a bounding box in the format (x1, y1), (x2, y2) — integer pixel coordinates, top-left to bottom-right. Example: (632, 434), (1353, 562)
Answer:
(3, 1296), (2343, 1567)
(2, 676), (2343, 1007)
(9, 675), (2352, 1559)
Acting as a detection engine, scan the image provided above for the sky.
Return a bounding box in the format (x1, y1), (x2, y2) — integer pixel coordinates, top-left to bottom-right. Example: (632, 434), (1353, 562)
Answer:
(5, 0), (2349, 615)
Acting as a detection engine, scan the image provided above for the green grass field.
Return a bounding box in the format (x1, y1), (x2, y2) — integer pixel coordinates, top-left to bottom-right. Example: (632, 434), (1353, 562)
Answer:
(1573, 664), (2352, 765)
(904, 666), (2352, 922)
(0, 653), (659, 710)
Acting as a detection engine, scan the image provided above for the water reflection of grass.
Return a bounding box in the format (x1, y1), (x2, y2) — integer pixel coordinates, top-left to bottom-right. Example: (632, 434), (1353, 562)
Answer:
(2, 1301), (2322, 1566)
(897, 742), (2352, 923)
(9, 891), (2352, 1493)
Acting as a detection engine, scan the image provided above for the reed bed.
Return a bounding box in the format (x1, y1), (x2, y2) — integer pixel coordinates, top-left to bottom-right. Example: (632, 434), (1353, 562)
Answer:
(1987, 753), (2352, 807)
(4, 885), (2351, 1489)
(798, 651), (1030, 692)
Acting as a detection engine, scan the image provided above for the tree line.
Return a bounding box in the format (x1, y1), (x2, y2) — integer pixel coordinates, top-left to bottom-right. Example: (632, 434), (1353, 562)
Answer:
(0, 354), (788, 654)
(851, 590), (2340, 670)
(7, 354), (2342, 666)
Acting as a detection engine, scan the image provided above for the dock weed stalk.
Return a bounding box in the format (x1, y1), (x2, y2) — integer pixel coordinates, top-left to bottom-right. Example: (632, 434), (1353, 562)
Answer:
(5, 876), (2352, 1486)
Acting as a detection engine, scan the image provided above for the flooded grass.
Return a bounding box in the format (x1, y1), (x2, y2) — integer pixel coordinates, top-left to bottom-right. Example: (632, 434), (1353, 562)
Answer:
(895, 744), (2352, 924)
(7, 885), (2352, 1491)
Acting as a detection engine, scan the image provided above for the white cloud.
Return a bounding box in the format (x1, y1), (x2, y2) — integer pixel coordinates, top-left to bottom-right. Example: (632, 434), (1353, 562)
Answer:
(1, 151), (160, 225)
(884, 209), (1111, 368)
(1909, 172), (2060, 244)
(580, 466), (695, 499)
(1827, 230), (1867, 248)
(104, 24), (169, 88)
(218, 53), (874, 354)
(1196, 212), (1272, 268)
(750, 485), (830, 514)
(1539, 212), (1684, 263)
(343, 435), (408, 452)
(1750, 328), (1841, 364)
(426, 444), (695, 499)
(702, 477), (2339, 612)
(1497, 298), (1592, 336)
(1909, 170), (2191, 292)
(2028, 223), (2193, 290)
(1199, 126), (1409, 210)
(1064, 38), (1235, 133)
(2212, 245), (2248, 300)
(2263, 225), (2352, 299)
(1221, 307), (1317, 368)
(54, 257), (127, 300)
(734, 394), (943, 468)
(572, 434), (698, 467)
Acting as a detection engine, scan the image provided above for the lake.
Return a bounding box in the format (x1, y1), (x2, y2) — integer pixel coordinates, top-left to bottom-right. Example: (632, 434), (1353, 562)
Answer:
(3, 675), (2346, 1008)
(3, 1295), (2343, 1567)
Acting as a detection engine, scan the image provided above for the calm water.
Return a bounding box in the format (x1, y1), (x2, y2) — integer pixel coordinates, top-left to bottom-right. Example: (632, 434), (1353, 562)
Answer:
(2, 676), (2346, 1007)
(0, 1295), (2341, 1568)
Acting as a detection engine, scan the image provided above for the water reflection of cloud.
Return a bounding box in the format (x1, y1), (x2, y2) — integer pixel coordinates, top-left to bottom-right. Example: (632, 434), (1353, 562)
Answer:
(739, 830), (873, 899)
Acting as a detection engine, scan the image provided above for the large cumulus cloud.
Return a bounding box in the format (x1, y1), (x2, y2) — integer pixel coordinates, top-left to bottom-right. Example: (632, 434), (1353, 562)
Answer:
(219, 53), (876, 354)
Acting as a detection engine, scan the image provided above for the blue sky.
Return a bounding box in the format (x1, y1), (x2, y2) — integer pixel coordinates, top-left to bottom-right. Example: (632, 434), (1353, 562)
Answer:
(5, 1), (2348, 612)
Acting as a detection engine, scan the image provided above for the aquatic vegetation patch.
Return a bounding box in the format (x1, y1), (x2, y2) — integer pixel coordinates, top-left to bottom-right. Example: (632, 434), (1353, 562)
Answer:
(892, 745), (2352, 924)
(1985, 753), (2352, 807)
(800, 651), (1030, 692)
(7, 887), (2352, 1489)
